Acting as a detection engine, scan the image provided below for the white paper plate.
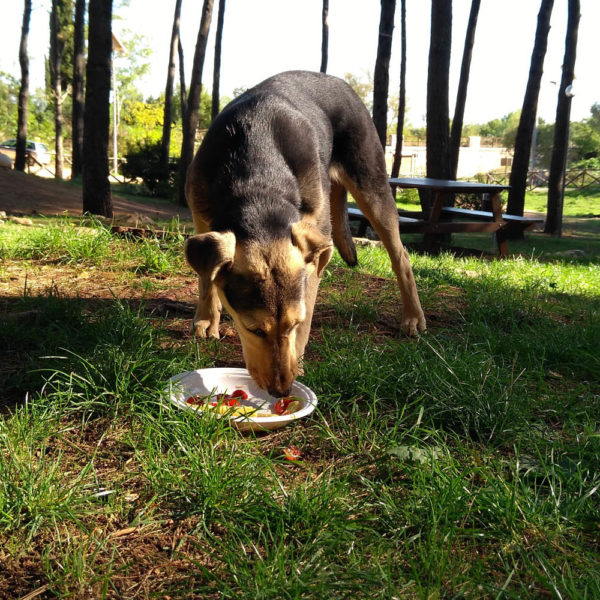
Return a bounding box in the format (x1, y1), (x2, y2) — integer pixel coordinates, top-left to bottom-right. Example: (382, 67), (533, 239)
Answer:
(166, 367), (318, 432)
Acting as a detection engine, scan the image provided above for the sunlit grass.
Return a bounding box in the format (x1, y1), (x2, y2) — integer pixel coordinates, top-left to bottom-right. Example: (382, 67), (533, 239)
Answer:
(0, 215), (599, 597)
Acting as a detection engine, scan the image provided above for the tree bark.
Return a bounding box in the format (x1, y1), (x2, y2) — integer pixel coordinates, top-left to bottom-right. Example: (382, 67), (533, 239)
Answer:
(506, 0), (554, 218)
(71, 0), (86, 179)
(449, 0), (481, 180)
(160, 0), (183, 180)
(372, 0), (396, 148)
(82, 0), (114, 217)
(320, 0), (329, 73)
(211, 0), (226, 120)
(545, 0), (580, 236)
(390, 0), (406, 185)
(425, 0), (452, 210)
(50, 0), (65, 179)
(177, 0), (214, 206)
(178, 38), (188, 120)
(15, 0), (32, 172)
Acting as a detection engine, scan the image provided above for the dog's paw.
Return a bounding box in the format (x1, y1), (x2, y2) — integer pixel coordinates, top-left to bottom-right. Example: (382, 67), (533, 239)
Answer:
(191, 319), (220, 339)
(402, 313), (427, 337)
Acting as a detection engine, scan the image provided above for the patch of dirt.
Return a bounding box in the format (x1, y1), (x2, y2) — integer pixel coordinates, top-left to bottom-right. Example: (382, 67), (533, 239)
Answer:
(0, 169), (192, 221)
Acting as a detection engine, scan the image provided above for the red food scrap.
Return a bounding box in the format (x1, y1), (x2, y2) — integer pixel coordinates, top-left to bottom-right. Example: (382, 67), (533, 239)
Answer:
(283, 446), (302, 461)
(273, 396), (294, 415)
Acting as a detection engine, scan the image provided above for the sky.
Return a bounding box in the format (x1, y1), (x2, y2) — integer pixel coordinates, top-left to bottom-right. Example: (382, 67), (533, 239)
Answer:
(1, 0), (598, 128)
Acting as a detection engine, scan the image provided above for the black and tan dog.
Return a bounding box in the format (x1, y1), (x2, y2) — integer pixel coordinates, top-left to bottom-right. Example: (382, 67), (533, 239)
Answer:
(184, 71), (426, 396)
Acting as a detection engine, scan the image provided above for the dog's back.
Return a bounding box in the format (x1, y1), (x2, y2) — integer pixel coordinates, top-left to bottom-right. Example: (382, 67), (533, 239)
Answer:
(186, 71), (386, 265)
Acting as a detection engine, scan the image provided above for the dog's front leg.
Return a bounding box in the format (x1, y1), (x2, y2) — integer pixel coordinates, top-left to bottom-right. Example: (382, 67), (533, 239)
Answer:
(191, 276), (222, 339)
(294, 268), (322, 375)
(352, 190), (426, 336)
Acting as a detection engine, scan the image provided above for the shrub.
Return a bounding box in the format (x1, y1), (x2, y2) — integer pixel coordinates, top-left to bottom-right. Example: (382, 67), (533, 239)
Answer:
(121, 140), (179, 198)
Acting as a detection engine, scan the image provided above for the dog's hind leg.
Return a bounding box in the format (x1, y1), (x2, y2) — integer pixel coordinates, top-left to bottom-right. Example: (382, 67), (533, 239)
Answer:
(343, 174), (426, 336)
(329, 180), (357, 266)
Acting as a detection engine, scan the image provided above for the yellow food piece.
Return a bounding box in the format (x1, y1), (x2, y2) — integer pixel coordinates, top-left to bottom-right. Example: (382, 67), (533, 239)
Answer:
(255, 410), (278, 417)
(286, 400), (303, 414)
(230, 406), (258, 416)
(211, 404), (234, 414)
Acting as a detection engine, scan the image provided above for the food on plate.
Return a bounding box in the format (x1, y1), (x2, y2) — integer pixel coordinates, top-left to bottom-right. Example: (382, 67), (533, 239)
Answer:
(185, 395), (206, 406)
(229, 406), (258, 416)
(184, 391), (304, 418)
(273, 396), (304, 415)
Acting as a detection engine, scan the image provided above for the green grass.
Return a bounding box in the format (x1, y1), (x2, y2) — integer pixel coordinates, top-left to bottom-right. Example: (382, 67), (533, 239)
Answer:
(0, 214), (599, 598)
(525, 187), (600, 217)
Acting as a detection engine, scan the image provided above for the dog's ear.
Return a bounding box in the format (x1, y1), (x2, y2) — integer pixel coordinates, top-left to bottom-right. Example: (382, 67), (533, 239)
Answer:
(291, 221), (333, 277)
(185, 231), (236, 297)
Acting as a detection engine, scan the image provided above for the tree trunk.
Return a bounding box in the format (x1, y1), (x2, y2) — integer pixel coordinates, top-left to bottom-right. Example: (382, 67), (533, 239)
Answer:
(425, 0), (452, 210)
(177, 0), (214, 207)
(50, 0), (65, 179)
(320, 0), (329, 73)
(160, 0), (183, 180)
(390, 0), (406, 186)
(15, 0), (32, 173)
(545, 0), (580, 236)
(71, 0), (86, 179)
(449, 0), (481, 180)
(178, 38), (188, 119)
(372, 0), (396, 148)
(82, 0), (114, 217)
(211, 0), (226, 120)
(506, 0), (554, 218)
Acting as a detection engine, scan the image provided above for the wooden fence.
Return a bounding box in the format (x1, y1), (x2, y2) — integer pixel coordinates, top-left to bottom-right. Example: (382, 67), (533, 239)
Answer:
(486, 169), (600, 190)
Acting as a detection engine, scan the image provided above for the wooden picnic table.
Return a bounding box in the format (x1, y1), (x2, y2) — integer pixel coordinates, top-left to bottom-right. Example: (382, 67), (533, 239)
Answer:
(348, 177), (543, 257)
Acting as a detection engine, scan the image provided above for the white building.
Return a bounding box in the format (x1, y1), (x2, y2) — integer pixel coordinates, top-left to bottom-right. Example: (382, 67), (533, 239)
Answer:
(386, 136), (512, 179)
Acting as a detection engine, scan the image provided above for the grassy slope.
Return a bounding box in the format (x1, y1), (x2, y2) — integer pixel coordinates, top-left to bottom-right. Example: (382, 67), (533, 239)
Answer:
(0, 206), (599, 598)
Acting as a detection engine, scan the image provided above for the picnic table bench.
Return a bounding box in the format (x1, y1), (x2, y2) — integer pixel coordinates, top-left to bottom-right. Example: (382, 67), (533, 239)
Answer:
(347, 177), (543, 257)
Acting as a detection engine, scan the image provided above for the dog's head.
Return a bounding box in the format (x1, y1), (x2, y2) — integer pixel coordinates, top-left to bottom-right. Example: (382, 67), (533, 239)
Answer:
(185, 222), (332, 396)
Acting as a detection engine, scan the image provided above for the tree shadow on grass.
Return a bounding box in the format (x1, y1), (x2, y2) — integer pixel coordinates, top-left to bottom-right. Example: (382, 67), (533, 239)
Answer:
(0, 292), (216, 412)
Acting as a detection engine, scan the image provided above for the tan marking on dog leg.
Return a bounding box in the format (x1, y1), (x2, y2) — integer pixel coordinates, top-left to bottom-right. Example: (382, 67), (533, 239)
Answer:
(347, 181), (426, 336)
(192, 276), (222, 338)
(295, 267), (321, 372)
(187, 214), (218, 337)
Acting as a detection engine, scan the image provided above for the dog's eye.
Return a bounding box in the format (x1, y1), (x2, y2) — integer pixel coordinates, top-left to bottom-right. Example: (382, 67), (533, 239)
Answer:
(250, 328), (267, 338)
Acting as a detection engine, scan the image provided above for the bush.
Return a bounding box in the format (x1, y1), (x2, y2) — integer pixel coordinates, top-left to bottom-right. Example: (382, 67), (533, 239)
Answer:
(121, 140), (179, 198)
(570, 157), (600, 170)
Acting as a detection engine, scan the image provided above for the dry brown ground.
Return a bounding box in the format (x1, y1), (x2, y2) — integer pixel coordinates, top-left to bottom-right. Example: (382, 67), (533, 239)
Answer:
(0, 168), (192, 221)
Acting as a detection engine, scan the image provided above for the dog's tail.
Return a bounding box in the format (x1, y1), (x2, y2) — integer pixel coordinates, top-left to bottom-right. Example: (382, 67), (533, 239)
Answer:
(330, 181), (357, 266)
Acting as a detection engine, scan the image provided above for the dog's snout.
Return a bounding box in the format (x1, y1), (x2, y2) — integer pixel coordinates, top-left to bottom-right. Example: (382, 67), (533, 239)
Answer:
(268, 384), (292, 398)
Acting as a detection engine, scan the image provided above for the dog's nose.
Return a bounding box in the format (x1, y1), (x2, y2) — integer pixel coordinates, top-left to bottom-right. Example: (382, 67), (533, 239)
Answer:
(268, 385), (292, 398)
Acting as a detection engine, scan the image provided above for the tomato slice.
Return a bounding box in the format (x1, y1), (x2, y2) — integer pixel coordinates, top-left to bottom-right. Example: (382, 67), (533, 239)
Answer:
(274, 396), (298, 414)
(283, 446), (302, 461)
(230, 389), (248, 400)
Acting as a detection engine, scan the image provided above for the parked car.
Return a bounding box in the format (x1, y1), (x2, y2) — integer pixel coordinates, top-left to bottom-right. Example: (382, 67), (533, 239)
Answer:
(0, 152), (12, 169)
(0, 139), (51, 166)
